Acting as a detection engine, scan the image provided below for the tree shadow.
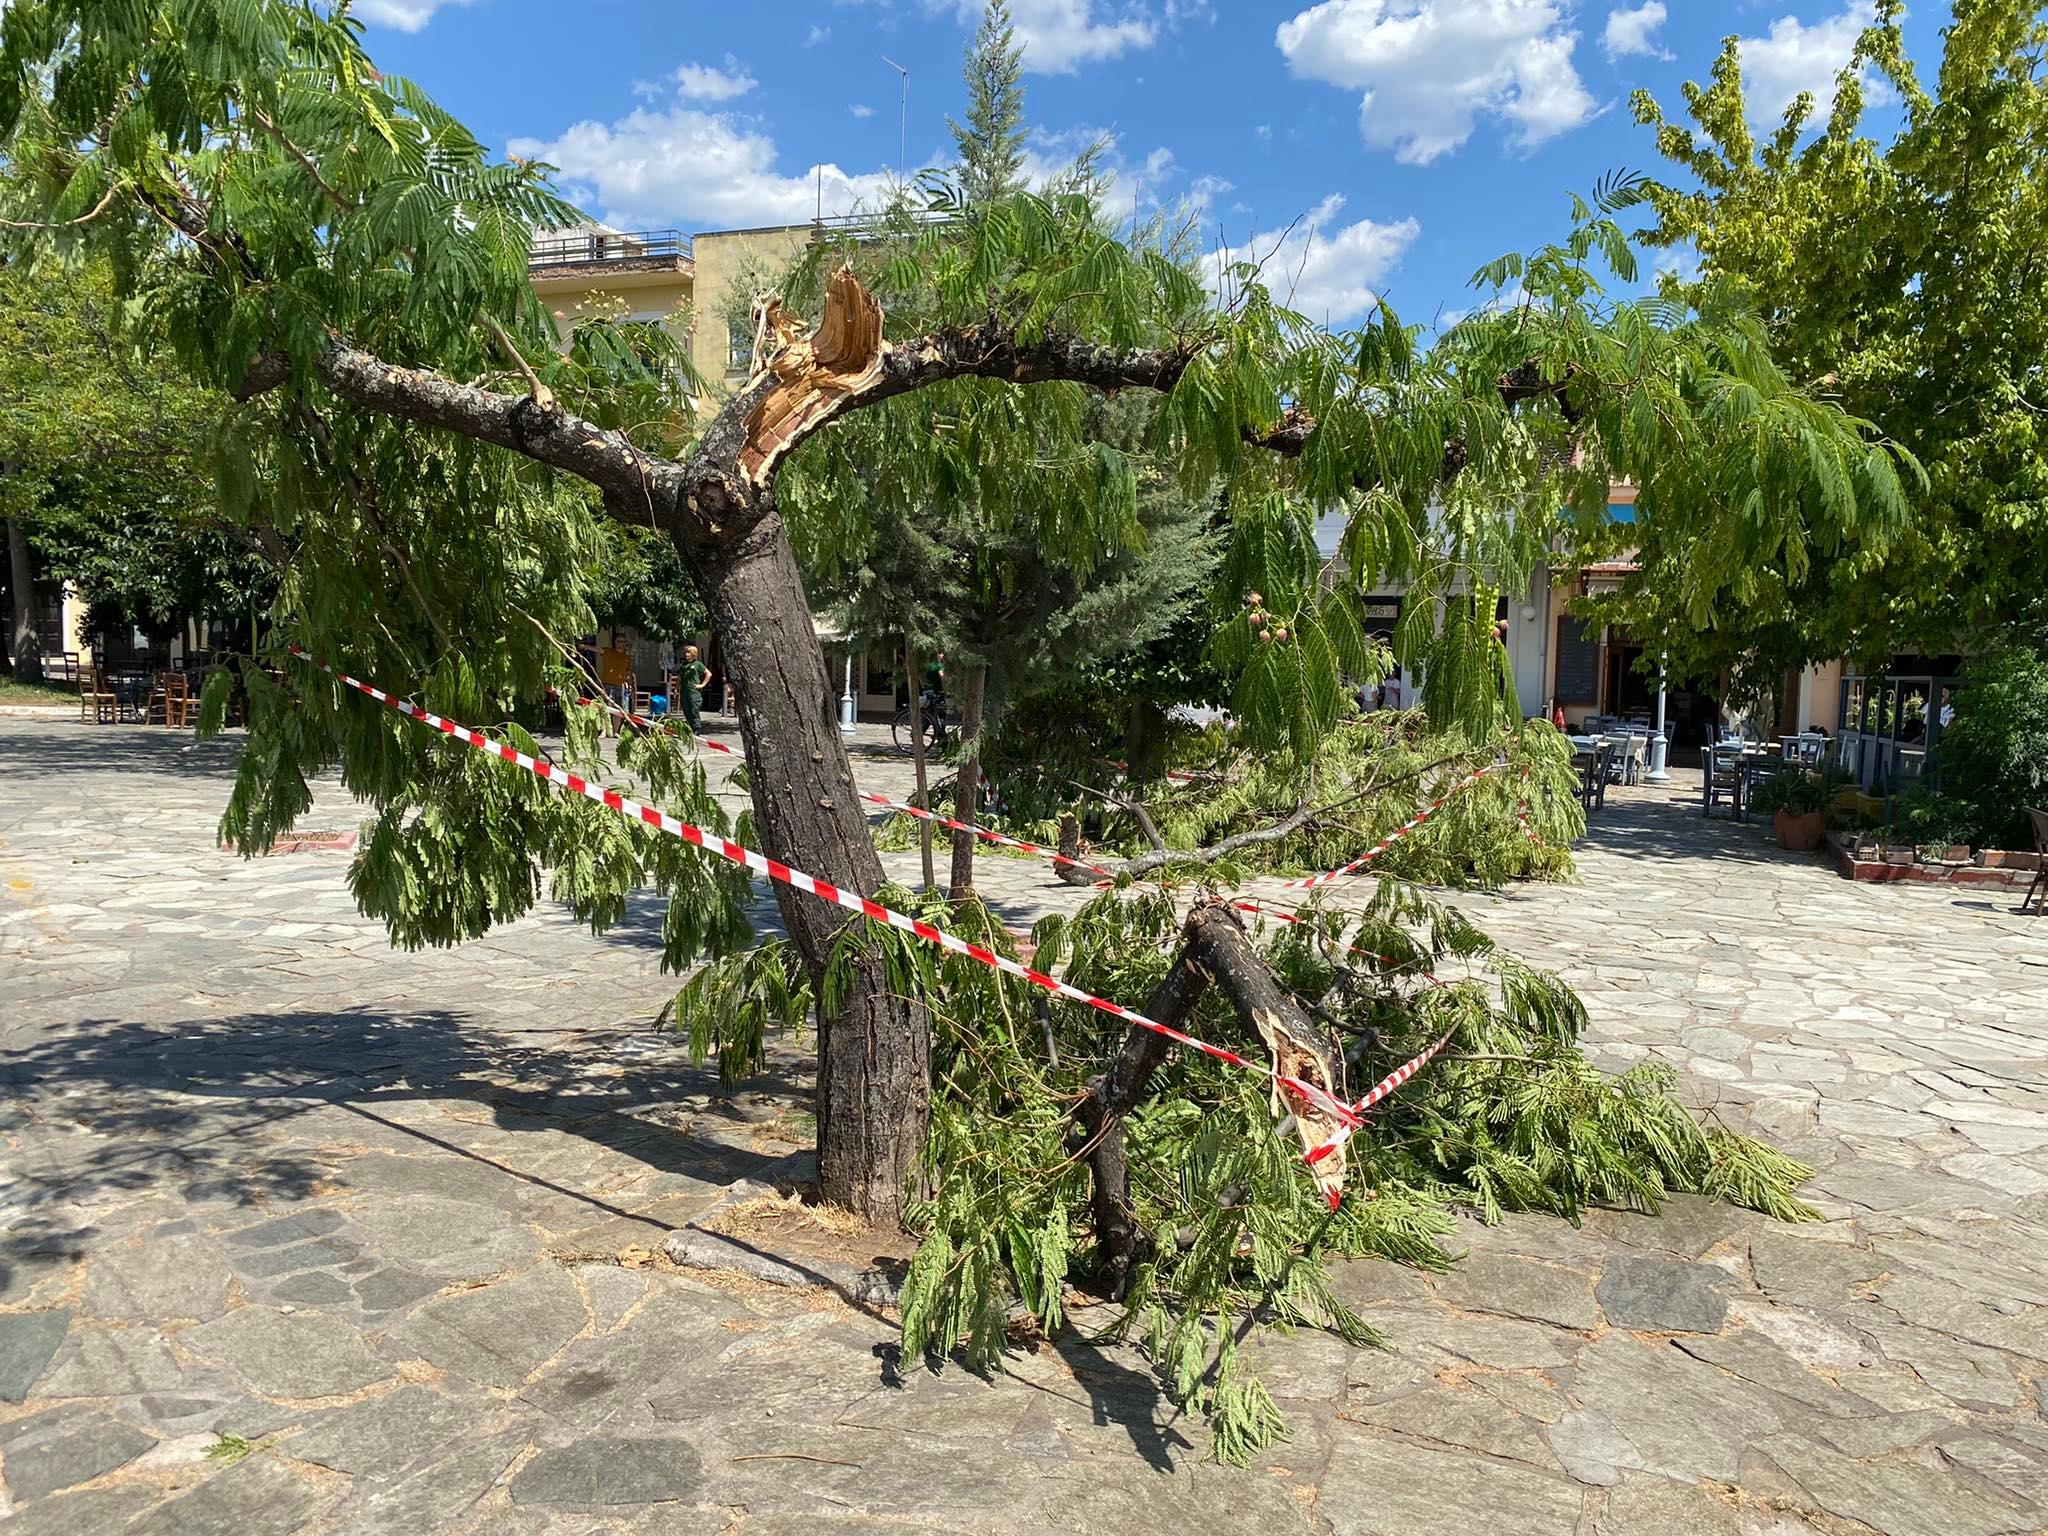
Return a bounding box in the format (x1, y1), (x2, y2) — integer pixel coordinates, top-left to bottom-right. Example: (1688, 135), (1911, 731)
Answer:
(1044, 1331), (1195, 1472)
(0, 1004), (804, 1253)
(0, 718), (250, 780)
(1570, 789), (1827, 869)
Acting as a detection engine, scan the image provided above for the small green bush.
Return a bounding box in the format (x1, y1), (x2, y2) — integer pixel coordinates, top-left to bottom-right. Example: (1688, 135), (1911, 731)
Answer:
(1896, 787), (1976, 849)
(1936, 649), (2048, 850)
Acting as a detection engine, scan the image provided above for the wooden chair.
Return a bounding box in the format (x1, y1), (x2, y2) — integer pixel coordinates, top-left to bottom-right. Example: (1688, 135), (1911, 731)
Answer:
(2025, 807), (2048, 917)
(148, 671), (193, 728)
(79, 667), (118, 724)
(1703, 743), (1745, 819)
(1578, 742), (1613, 813)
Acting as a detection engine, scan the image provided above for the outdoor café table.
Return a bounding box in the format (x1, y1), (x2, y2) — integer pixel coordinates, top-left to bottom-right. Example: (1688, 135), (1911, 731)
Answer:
(106, 668), (151, 723)
(1736, 749), (1791, 822)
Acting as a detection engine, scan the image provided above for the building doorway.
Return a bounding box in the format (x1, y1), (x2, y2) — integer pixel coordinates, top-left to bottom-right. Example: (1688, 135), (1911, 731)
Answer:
(1604, 640), (1653, 718)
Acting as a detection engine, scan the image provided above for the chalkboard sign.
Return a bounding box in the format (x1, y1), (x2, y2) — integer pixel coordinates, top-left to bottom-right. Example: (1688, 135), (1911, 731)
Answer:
(1555, 616), (1599, 703)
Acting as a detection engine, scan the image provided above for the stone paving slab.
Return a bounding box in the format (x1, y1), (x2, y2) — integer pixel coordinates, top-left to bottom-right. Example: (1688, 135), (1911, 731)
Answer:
(2, 716), (2046, 1534)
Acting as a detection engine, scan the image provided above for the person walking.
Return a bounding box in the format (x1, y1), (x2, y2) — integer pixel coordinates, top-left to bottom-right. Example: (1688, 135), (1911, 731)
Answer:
(678, 644), (711, 735)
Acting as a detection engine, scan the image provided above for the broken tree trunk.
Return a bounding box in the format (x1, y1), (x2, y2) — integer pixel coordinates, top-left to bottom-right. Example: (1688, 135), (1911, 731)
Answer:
(1074, 901), (1350, 1299)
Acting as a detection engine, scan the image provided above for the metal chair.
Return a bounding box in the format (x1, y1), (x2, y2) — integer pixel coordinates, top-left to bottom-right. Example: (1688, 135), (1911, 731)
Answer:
(2025, 808), (2048, 917)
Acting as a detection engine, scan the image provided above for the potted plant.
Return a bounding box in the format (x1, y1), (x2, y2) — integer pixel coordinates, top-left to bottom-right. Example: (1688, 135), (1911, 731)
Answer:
(1750, 768), (1829, 850)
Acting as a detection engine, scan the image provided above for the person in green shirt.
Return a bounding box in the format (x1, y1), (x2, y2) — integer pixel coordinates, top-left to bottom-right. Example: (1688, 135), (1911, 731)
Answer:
(678, 644), (711, 734)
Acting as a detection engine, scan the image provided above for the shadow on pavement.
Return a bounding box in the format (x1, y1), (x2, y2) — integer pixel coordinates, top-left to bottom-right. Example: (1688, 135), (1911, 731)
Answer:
(0, 718), (248, 780)
(0, 1004), (803, 1288)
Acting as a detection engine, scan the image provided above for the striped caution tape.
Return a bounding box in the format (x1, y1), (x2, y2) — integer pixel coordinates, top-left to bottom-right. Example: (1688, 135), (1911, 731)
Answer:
(558, 678), (1512, 899)
(556, 675), (1455, 1163)
(1305, 1030), (1457, 1167)
(1278, 766), (1498, 891)
(558, 685), (1122, 882)
(295, 649), (1363, 1134)
(565, 674), (1467, 990)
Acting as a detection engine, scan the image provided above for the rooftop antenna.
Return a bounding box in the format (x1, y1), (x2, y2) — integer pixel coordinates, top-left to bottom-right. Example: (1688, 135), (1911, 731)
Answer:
(882, 55), (909, 185)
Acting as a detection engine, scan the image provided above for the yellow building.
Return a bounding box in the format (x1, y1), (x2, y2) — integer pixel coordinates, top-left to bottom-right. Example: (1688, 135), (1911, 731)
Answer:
(528, 219), (899, 723)
(528, 220), (817, 413)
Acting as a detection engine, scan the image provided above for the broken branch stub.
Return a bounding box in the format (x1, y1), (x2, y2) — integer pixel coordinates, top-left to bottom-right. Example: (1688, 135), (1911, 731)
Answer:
(739, 266), (886, 487)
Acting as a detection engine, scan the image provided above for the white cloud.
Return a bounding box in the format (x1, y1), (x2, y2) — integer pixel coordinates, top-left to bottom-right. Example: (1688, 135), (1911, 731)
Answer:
(1738, 4), (1881, 129)
(671, 56), (758, 102)
(1275, 0), (1598, 165)
(1651, 241), (1702, 286)
(806, 24), (832, 47)
(1207, 195), (1421, 325)
(1441, 283), (1541, 327)
(850, 102), (877, 118)
(1603, 2), (1671, 61)
(946, 0), (1158, 74)
(353, 0), (471, 30)
(1014, 128), (1220, 226)
(510, 106), (902, 232)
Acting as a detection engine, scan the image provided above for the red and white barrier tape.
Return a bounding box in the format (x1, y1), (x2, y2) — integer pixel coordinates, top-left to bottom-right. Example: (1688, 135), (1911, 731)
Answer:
(560, 685), (1460, 1158)
(567, 678), (1462, 986)
(558, 686), (1124, 882)
(1278, 766), (1498, 891)
(298, 650), (1362, 1133)
(1305, 1030), (1457, 1167)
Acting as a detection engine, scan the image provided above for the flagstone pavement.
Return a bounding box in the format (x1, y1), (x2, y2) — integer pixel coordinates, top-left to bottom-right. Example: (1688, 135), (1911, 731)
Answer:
(2, 712), (2046, 1535)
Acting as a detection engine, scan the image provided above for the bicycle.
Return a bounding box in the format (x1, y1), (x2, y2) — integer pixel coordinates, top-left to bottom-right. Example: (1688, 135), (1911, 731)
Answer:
(891, 690), (955, 755)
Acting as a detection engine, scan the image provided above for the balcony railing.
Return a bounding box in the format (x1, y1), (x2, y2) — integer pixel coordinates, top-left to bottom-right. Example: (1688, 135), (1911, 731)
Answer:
(528, 229), (691, 271)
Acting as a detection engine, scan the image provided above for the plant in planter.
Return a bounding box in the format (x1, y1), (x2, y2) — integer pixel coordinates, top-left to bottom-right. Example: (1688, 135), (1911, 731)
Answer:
(1750, 769), (1832, 851)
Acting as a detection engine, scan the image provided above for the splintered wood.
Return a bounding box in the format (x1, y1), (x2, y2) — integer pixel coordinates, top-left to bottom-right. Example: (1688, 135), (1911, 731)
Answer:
(739, 266), (886, 486)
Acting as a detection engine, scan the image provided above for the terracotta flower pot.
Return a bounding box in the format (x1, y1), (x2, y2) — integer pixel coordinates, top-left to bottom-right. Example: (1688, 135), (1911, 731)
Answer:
(1774, 808), (1826, 851)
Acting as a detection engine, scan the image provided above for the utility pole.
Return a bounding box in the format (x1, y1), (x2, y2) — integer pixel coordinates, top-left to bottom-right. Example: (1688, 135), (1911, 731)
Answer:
(882, 55), (908, 184)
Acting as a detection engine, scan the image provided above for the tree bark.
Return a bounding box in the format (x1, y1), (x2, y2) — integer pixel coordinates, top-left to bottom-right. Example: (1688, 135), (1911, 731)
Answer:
(1076, 902), (1343, 1297)
(947, 661), (988, 900)
(7, 508), (45, 685)
(904, 638), (936, 893)
(688, 508), (930, 1225)
(1074, 937), (1211, 1300)
(1124, 696), (1166, 785)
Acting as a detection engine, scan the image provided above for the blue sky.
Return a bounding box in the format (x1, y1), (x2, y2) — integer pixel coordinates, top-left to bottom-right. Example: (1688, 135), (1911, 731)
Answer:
(356, 1), (1946, 329)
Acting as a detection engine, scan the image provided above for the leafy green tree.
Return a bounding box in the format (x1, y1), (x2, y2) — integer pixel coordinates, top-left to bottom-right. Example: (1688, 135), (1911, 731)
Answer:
(1618, 0), (2045, 679)
(795, 14), (1212, 900)
(1905, 646), (2048, 850)
(587, 521), (708, 644)
(0, 257), (233, 677)
(0, 0), (1909, 1246)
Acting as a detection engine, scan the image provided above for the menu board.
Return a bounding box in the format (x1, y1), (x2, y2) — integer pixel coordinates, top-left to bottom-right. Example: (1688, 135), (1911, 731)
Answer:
(1555, 616), (1599, 703)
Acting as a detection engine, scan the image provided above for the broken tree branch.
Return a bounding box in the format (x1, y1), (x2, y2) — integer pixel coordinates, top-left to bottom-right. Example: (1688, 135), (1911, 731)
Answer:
(1075, 902), (1349, 1298)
